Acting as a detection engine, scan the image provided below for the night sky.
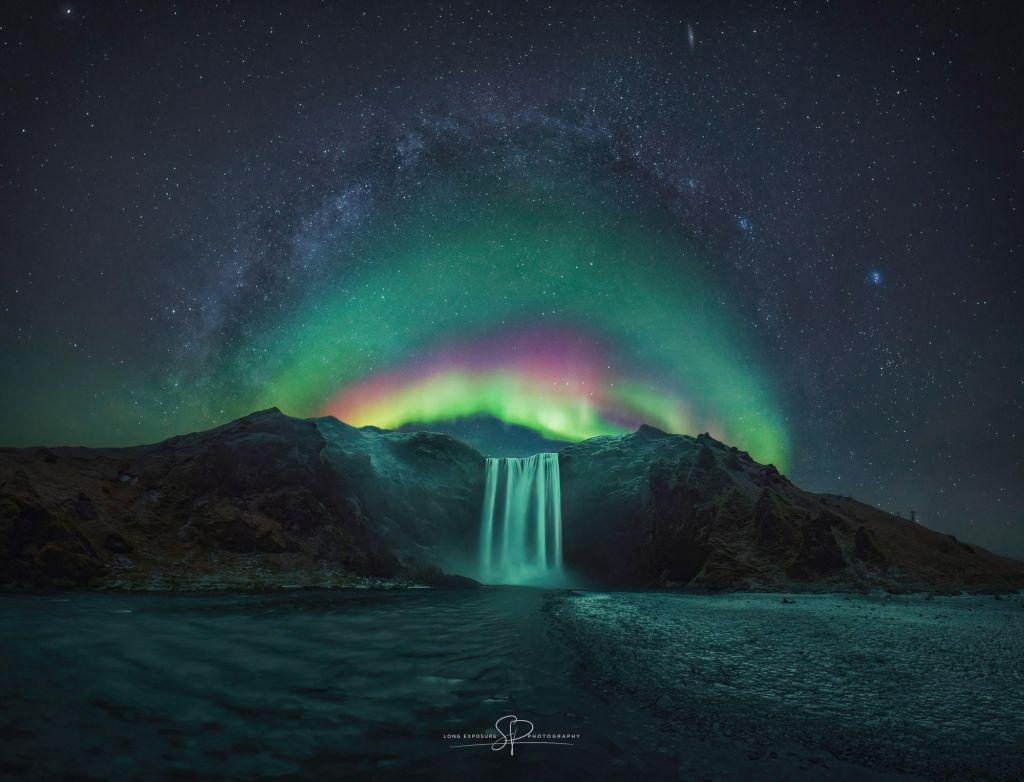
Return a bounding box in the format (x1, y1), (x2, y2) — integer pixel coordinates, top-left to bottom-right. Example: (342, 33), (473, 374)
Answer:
(1, 1), (1021, 555)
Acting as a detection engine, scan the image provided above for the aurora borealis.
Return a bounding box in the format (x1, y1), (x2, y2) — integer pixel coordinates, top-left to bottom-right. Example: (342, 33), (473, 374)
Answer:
(1, 0), (1022, 556)
(229, 178), (789, 467)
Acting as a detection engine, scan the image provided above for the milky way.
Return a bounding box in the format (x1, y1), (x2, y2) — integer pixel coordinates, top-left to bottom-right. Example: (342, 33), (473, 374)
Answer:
(1, 1), (1021, 554)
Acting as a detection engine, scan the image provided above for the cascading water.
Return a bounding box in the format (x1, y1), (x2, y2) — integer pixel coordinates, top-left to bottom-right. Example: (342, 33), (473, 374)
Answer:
(478, 453), (564, 585)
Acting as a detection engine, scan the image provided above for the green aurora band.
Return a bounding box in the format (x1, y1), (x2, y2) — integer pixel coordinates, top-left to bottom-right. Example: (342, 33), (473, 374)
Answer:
(211, 182), (791, 469)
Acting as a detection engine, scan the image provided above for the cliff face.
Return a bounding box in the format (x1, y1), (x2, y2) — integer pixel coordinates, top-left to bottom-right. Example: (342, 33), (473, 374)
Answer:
(312, 416), (485, 576)
(559, 426), (1024, 593)
(1, 411), (1021, 593)
(0, 409), (482, 589)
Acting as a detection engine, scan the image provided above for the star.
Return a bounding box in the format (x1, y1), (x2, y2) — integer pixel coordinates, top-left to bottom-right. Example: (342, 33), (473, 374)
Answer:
(0, 0), (1019, 558)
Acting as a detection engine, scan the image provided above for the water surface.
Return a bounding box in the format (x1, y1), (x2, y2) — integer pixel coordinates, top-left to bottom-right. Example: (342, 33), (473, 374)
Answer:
(1, 589), (1021, 781)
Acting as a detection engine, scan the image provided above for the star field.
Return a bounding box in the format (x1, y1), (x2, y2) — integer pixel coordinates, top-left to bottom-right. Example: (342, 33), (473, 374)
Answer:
(0, 0), (1021, 555)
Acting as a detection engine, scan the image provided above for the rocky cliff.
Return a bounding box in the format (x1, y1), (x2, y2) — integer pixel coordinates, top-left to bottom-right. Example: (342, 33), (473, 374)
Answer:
(1, 410), (1021, 593)
(559, 425), (1024, 593)
(0, 409), (482, 590)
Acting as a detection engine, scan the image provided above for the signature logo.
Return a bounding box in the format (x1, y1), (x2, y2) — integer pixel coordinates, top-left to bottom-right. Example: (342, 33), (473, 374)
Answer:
(448, 714), (577, 756)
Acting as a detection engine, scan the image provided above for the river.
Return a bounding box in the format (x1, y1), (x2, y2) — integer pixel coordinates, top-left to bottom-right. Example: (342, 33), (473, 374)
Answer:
(1, 588), (1021, 781)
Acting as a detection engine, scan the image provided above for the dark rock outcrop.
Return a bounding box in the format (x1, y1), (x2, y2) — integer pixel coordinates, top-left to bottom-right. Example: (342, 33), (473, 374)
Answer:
(559, 428), (1024, 593)
(0, 409), (480, 590)
(312, 416), (485, 574)
(1, 411), (1021, 593)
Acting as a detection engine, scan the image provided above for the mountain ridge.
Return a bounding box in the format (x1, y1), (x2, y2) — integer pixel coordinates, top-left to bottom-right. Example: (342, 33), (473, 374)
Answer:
(1, 408), (1021, 593)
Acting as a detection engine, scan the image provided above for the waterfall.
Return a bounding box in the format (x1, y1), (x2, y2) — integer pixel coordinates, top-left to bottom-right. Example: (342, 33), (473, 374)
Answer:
(478, 453), (564, 584)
